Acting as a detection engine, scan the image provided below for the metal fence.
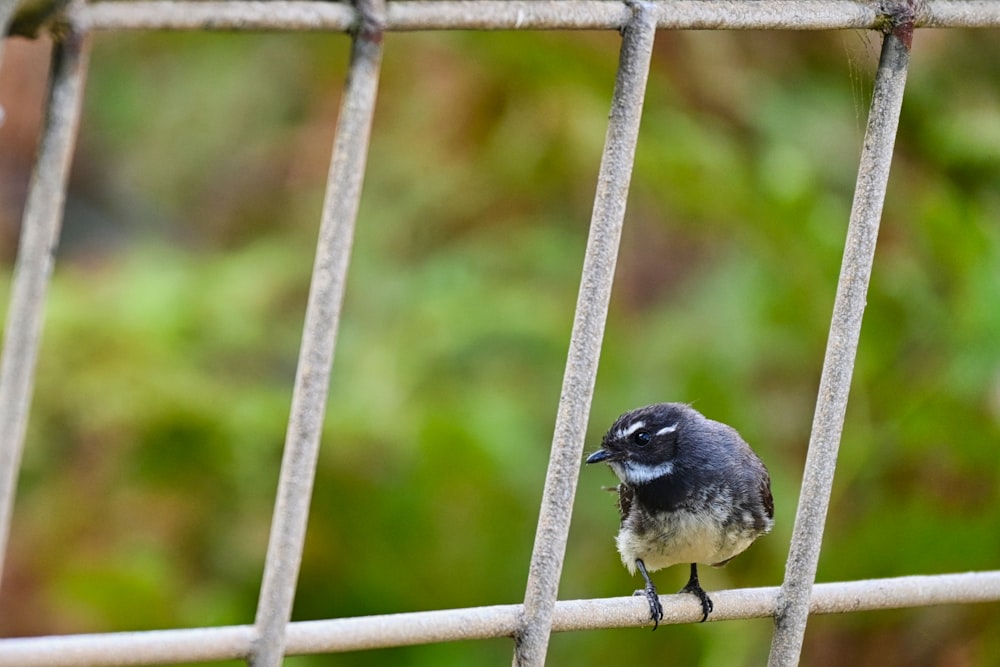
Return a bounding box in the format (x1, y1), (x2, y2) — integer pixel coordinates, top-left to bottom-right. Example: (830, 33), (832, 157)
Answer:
(1, 1), (999, 666)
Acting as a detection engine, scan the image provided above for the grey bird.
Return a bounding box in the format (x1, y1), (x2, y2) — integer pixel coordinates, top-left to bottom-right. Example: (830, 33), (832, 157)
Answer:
(586, 402), (774, 627)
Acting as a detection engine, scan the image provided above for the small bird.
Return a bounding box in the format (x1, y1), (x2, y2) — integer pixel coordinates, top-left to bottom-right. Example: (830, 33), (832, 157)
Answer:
(586, 402), (773, 627)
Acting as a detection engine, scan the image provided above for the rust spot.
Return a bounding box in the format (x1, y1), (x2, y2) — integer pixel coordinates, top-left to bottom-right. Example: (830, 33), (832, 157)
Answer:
(879, 0), (918, 50)
(893, 21), (914, 50)
(352, 0), (385, 45)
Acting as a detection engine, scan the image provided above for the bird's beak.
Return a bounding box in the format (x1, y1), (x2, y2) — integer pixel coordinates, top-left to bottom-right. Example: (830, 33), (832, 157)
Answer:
(586, 449), (611, 464)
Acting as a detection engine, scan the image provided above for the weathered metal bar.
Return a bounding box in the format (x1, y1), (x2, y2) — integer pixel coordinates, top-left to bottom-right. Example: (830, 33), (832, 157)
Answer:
(247, 1), (385, 665)
(69, 0), (1000, 33)
(767, 12), (914, 667)
(0, 28), (91, 591)
(512, 3), (656, 666)
(1, 572), (999, 666)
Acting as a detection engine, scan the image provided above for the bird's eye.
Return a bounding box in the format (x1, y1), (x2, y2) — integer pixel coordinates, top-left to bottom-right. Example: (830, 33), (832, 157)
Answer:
(633, 430), (651, 446)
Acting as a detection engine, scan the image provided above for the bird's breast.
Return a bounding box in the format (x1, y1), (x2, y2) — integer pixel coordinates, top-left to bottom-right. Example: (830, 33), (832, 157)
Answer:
(616, 503), (761, 574)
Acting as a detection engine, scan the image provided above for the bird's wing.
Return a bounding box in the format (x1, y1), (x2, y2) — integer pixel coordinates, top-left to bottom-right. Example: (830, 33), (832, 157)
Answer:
(616, 483), (634, 524)
(760, 473), (775, 523)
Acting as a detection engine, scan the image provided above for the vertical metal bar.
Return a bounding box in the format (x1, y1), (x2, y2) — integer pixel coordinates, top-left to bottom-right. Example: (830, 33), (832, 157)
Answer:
(512, 4), (656, 666)
(767, 15), (913, 667)
(0, 28), (91, 591)
(248, 1), (384, 665)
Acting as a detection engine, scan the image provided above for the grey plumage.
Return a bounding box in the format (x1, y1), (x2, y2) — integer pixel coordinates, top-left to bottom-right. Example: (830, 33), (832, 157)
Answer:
(586, 402), (773, 626)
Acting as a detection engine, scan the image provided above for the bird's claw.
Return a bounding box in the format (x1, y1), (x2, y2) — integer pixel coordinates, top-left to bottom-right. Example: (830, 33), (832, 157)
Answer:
(679, 581), (714, 623)
(633, 587), (664, 630)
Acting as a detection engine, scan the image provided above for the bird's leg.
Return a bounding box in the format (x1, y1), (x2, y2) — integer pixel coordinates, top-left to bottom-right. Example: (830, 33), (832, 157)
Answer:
(679, 563), (714, 622)
(633, 558), (664, 630)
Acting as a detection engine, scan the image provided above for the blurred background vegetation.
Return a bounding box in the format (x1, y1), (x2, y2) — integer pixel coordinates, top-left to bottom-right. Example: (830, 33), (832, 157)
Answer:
(0, 12), (998, 667)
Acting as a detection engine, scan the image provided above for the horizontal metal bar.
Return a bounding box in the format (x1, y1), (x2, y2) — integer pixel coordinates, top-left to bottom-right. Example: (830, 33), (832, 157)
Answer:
(2, 572), (998, 667)
(70, 1), (1000, 33)
(75, 0), (356, 31)
(0, 626), (257, 667)
(921, 1), (1000, 27)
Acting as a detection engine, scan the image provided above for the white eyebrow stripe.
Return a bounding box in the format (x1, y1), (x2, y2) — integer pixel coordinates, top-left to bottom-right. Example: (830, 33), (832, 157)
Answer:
(655, 424), (677, 436)
(619, 420), (646, 438)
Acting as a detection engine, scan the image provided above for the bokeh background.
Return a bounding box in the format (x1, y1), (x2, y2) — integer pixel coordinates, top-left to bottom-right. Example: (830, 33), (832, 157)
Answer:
(0, 15), (999, 667)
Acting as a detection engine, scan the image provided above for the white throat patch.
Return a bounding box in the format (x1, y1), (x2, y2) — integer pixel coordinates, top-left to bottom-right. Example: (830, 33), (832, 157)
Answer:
(611, 459), (675, 485)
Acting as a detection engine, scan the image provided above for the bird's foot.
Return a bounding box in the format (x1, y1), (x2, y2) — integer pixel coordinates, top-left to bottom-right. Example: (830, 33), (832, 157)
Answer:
(632, 586), (664, 630)
(679, 579), (714, 623)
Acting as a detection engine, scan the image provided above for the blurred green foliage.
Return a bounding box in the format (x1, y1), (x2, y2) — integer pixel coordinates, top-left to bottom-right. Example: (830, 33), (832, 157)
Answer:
(1, 22), (999, 667)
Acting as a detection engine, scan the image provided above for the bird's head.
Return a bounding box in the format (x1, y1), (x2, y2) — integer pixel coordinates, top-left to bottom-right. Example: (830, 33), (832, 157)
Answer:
(586, 402), (693, 485)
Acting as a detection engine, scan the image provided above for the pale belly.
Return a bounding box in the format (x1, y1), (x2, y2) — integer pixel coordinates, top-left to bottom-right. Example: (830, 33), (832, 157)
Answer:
(616, 508), (756, 575)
